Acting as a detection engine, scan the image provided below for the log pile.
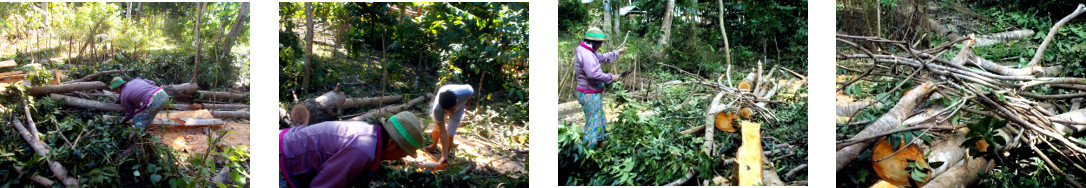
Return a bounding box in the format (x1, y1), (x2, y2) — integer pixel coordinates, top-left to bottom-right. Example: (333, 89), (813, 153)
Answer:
(286, 90), (433, 127)
(835, 4), (1086, 187)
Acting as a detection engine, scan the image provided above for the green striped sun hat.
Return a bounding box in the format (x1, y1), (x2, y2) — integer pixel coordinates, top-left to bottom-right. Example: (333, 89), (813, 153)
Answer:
(382, 111), (425, 158)
(109, 77), (125, 90)
(585, 27), (607, 41)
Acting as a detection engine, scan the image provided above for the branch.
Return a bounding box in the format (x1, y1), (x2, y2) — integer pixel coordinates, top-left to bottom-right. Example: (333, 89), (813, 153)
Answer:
(1028, 4), (1086, 67)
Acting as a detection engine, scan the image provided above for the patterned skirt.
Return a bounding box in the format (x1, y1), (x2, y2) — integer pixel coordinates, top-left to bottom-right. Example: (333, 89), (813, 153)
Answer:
(132, 89), (170, 128)
(578, 92), (606, 148)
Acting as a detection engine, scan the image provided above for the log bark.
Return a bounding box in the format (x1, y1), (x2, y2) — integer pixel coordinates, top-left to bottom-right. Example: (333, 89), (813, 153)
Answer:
(28, 81), (108, 95)
(63, 69), (134, 84)
(163, 82), (199, 103)
(15, 166), (54, 187)
(341, 95), (404, 110)
(151, 118), (225, 128)
(290, 91), (346, 126)
(211, 110), (249, 119)
(171, 103), (249, 110)
(347, 93), (433, 121)
(12, 121), (79, 186)
(197, 90), (248, 102)
(837, 82), (935, 172)
(50, 93), (123, 111)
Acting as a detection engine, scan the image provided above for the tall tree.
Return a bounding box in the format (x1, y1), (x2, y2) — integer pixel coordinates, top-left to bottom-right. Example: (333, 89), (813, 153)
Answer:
(603, 0), (612, 44)
(303, 2), (314, 90)
(192, 2), (205, 84)
(719, 0), (731, 65)
(657, 0), (675, 48)
(218, 2), (249, 55)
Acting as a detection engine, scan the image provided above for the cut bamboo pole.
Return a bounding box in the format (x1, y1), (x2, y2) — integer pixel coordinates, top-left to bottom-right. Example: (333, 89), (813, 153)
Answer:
(50, 93), (122, 111)
(28, 81), (107, 95)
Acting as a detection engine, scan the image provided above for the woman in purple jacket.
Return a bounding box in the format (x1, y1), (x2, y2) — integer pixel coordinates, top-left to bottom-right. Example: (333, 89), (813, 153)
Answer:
(574, 27), (625, 148)
(279, 111), (426, 188)
(110, 77), (170, 128)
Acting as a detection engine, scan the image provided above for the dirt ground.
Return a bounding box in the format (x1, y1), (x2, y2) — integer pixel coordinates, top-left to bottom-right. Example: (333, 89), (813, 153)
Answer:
(149, 110), (250, 161)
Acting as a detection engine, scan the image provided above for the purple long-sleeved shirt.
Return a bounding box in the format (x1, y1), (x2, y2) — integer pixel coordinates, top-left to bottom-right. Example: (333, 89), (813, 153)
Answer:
(280, 121), (382, 188)
(574, 42), (620, 93)
(118, 78), (161, 120)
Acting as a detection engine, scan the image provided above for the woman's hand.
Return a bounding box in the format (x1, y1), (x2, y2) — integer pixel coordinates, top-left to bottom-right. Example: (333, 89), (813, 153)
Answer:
(616, 47), (627, 54)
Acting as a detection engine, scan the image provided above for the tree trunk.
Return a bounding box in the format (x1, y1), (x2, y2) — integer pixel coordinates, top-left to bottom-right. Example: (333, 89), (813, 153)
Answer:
(342, 95), (404, 110)
(922, 157), (994, 188)
(172, 103), (249, 110)
(302, 3), (314, 90)
(657, 0), (675, 48)
(50, 94), (123, 111)
(218, 2), (249, 54)
(76, 16), (108, 63)
(0, 60), (17, 68)
(151, 118), (225, 128)
(164, 82), (199, 103)
(290, 90), (346, 126)
(192, 2), (205, 84)
(347, 93), (433, 121)
(836, 82), (935, 172)
(28, 81), (108, 95)
(603, 0), (612, 44)
(737, 121), (763, 186)
(126, 2), (132, 19)
(718, 0), (731, 65)
(11, 121), (79, 186)
(211, 110), (249, 119)
(197, 90), (248, 102)
(612, 0), (621, 35)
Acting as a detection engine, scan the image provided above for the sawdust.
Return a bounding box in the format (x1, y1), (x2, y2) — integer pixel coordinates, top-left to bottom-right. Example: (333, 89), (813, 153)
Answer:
(147, 110), (250, 161)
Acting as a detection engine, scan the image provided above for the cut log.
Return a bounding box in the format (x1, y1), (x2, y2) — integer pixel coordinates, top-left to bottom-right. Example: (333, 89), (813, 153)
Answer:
(347, 93), (433, 121)
(837, 82), (935, 172)
(290, 91), (346, 126)
(50, 93), (123, 111)
(151, 118), (225, 128)
(0, 60), (17, 68)
(163, 83), (199, 103)
(172, 103), (249, 110)
(198, 90), (248, 102)
(0, 71), (25, 78)
(922, 157), (994, 188)
(211, 110), (249, 119)
(737, 121), (763, 186)
(14, 166), (55, 187)
(28, 81), (108, 95)
(341, 95), (404, 110)
(63, 69), (134, 84)
(12, 121), (79, 186)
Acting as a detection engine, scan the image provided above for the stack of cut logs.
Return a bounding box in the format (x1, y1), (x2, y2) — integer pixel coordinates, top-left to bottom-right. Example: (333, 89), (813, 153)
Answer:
(25, 69), (250, 128)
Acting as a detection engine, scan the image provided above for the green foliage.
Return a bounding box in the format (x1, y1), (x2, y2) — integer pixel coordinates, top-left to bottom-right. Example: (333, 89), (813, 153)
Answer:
(558, 0), (589, 35)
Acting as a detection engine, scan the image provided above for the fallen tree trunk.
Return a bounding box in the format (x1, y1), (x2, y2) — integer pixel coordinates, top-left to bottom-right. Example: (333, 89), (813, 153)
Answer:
(341, 95), (404, 110)
(922, 156), (994, 188)
(163, 83), (199, 103)
(151, 118), (225, 128)
(12, 121), (79, 186)
(837, 81), (935, 172)
(63, 69), (134, 84)
(290, 91), (346, 126)
(14, 166), (55, 187)
(346, 93), (433, 121)
(198, 90), (248, 102)
(0, 60), (17, 68)
(172, 103), (249, 110)
(211, 110), (249, 119)
(28, 81), (108, 95)
(50, 93), (123, 111)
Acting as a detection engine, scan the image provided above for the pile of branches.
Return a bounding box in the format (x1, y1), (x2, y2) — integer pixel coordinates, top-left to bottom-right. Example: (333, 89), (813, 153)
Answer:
(835, 4), (1086, 187)
(670, 61), (808, 186)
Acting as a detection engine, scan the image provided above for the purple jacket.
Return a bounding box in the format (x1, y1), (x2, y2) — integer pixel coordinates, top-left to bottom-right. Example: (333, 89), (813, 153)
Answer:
(574, 42), (620, 93)
(118, 78), (161, 120)
(280, 121), (382, 188)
